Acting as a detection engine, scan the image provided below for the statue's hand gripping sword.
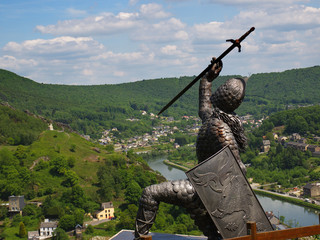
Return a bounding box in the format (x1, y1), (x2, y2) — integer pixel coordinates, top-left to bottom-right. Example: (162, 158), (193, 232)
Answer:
(157, 27), (255, 116)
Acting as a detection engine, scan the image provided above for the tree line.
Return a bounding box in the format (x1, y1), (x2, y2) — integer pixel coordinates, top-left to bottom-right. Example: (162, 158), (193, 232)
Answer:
(1, 66), (320, 139)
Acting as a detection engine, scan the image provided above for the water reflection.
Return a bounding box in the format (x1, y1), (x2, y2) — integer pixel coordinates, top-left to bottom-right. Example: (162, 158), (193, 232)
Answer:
(146, 155), (187, 181)
(257, 194), (319, 227)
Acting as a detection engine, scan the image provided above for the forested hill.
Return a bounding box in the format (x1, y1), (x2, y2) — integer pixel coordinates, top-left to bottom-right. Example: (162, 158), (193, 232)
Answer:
(0, 65), (319, 137)
(243, 65), (320, 116)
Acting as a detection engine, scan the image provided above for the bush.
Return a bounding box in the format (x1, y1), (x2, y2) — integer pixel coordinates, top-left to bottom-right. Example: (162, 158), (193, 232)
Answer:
(85, 225), (94, 234)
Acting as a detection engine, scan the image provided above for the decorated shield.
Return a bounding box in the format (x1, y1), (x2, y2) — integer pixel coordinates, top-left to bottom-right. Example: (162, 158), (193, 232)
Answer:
(186, 145), (273, 239)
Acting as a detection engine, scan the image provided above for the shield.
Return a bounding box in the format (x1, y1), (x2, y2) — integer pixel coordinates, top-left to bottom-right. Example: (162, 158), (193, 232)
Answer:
(186, 146), (273, 239)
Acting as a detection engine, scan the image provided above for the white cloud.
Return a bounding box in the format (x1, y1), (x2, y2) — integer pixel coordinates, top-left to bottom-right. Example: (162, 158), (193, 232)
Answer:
(36, 12), (140, 36)
(233, 5), (320, 30)
(35, 4), (171, 37)
(132, 17), (188, 42)
(1, 2), (320, 85)
(113, 71), (125, 77)
(0, 55), (38, 70)
(66, 8), (87, 17)
(161, 45), (179, 55)
(207, 0), (306, 8)
(139, 3), (170, 19)
(82, 69), (93, 76)
(3, 37), (104, 58)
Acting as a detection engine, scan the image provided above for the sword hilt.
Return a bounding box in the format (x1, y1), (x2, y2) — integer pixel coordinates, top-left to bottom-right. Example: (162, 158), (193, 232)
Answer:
(226, 39), (241, 52)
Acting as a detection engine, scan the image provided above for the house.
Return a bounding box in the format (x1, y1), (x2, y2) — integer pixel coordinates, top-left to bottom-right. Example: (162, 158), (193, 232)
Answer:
(167, 117), (174, 122)
(308, 145), (320, 153)
(291, 133), (301, 141)
(48, 123), (54, 131)
(28, 231), (40, 240)
(297, 143), (309, 151)
(75, 224), (83, 239)
(278, 136), (288, 145)
(82, 135), (90, 141)
(303, 183), (320, 197)
(241, 114), (253, 121)
(261, 140), (271, 153)
(95, 202), (115, 220)
(314, 137), (320, 142)
(286, 142), (309, 151)
(273, 133), (279, 140)
(9, 195), (25, 213)
(39, 219), (58, 239)
(298, 138), (307, 144)
(113, 144), (123, 151)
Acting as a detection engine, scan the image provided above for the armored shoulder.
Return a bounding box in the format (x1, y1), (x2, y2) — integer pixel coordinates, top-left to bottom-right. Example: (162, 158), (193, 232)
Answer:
(196, 118), (240, 163)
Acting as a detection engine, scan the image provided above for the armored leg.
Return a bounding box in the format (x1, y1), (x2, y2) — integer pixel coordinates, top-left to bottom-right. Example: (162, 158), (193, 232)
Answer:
(134, 179), (221, 240)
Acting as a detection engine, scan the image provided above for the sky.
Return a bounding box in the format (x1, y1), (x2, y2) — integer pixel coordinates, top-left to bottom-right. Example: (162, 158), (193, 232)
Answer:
(0, 0), (319, 85)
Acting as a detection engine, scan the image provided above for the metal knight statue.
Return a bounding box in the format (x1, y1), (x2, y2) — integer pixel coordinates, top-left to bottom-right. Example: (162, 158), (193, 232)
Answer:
(134, 59), (249, 240)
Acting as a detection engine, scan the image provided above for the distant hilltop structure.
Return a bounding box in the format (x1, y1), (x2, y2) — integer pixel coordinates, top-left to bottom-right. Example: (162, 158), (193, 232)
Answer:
(8, 195), (25, 215)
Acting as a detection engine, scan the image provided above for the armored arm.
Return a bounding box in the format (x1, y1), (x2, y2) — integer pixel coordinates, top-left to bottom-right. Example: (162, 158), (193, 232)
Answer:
(199, 78), (213, 123)
(198, 59), (223, 123)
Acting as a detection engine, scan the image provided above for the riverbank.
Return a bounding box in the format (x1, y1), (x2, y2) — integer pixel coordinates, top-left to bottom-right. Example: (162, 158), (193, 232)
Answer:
(163, 159), (190, 171)
(254, 189), (320, 212)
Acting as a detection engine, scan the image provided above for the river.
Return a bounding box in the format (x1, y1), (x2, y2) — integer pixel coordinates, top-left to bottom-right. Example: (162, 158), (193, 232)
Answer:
(146, 155), (319, 227)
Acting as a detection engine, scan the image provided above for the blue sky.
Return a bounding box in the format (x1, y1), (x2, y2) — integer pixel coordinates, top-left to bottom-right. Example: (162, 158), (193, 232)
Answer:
(0, 0), (319, 85)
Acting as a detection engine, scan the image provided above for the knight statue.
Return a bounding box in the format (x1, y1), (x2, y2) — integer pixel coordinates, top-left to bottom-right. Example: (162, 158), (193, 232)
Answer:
(134, 58), (248, 240)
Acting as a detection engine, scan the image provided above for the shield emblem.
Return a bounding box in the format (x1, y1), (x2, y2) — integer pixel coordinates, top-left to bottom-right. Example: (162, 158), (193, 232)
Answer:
(186, 146), (273, 238)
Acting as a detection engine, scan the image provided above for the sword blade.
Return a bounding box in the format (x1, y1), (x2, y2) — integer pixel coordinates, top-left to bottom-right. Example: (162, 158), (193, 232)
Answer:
(157, 27), (255, 116)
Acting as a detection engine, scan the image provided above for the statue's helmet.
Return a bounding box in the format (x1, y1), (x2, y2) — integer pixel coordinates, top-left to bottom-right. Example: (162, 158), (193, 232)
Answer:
(210, 77), (247, 113)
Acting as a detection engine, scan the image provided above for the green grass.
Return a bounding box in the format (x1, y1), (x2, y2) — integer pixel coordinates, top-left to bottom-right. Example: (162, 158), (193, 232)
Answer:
(254, 189), (320, 211)
(0, 218), (39, 240)
(0, 129), (119, 201)
(29, 130), (106, 186)
(0, 145), (17, 151)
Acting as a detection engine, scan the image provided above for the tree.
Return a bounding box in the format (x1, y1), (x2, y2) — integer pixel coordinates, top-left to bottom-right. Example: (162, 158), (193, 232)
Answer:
(62, 170), (79, 187)
(14, 145), (28, 161)
(117, 204), (138, 230)
(70, 185), (87, 209)
(69, 144), (76, 152)
(285, 115), (308, 134)
(125, 181), (142, 205)
(19, 221), (27, 238)
(50, 156), (69, 175)
(74, 208), (85, 226)
(52, 228), (69, 240)
(310, 171), (320, 181)
(0, 205), (8, 220)
(67, 156), (76, 168)
(59, 214), (75, 231)
(22, 204), (41, 217)
(42, 196), (65, 218)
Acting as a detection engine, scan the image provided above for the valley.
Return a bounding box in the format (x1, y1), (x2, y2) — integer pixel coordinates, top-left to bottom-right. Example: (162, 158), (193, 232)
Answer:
(0, 66), (320, 239)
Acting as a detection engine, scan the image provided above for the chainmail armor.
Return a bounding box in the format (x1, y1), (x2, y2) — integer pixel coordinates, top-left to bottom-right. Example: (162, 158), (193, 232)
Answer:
(134, 67), (247, 240)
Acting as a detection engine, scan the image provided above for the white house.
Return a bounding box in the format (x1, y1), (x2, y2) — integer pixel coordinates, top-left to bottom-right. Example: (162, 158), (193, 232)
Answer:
(39, 219), (58, 239)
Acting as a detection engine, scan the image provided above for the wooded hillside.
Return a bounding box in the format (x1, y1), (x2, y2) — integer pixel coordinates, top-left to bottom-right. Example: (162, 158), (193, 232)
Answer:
(1, 65), (319, 137)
